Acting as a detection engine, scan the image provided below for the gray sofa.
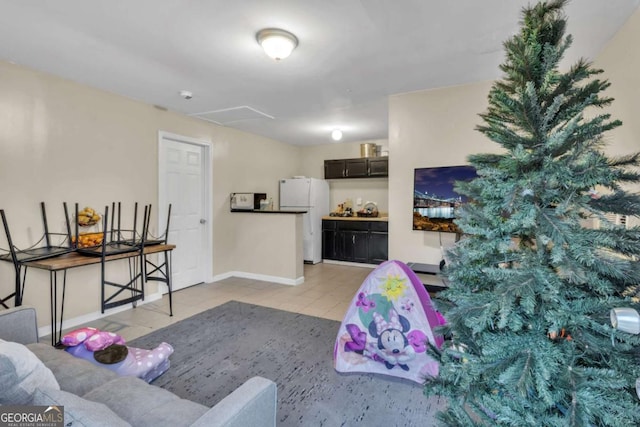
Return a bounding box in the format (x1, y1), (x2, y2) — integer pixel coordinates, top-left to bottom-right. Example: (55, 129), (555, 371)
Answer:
(0, 306), (277, 426)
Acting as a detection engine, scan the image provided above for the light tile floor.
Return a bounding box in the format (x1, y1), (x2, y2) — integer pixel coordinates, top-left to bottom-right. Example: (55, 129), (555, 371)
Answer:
(58, 262), (375, 342)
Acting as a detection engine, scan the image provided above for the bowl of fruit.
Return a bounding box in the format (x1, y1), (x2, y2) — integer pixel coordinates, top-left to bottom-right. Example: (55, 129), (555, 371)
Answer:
(76, 207), (101, 227)
(72, 232), (104, 248)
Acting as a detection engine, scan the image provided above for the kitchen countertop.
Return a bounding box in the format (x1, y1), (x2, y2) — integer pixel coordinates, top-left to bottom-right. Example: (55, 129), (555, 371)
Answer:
(322, 215), (388, 222)
(231, 209), (307, 214)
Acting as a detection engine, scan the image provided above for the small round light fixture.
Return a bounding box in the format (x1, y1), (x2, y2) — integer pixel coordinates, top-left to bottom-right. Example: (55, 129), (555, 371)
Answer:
(256, 28), (298, 60)
(331, 129), (343, 141)
(179, 90), (193, 100)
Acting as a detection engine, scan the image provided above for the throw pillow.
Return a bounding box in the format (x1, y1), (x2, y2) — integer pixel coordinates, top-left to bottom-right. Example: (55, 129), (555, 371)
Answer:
(32, 388), (131, 427)
(84, 331), (126, 352)
(0, 339), (60, 405)
(61, 327), (99, 347)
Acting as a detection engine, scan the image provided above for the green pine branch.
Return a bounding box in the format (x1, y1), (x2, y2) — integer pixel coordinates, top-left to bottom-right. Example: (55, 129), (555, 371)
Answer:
(426, 1), (640, 425)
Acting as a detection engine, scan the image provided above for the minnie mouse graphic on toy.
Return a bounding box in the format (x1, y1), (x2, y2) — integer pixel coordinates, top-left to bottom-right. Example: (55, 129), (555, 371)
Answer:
(343, 308), (427, 371)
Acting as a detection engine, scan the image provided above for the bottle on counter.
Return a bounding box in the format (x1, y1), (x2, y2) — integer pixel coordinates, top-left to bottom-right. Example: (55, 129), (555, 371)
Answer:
(344, 198), (354, 216)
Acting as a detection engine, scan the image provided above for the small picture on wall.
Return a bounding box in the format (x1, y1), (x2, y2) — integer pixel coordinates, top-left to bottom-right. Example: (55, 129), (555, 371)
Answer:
(413, 165), (477, 233)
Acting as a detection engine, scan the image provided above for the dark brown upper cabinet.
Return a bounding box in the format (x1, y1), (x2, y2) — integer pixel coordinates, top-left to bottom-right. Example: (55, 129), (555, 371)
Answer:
(324, 157), (388, 179)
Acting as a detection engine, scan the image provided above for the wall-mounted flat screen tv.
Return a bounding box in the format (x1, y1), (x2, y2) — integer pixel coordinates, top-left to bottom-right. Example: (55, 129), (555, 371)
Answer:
(413, 165), (477, 233)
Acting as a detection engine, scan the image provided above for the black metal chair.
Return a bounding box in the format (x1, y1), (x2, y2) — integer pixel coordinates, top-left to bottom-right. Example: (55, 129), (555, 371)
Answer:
(74, 202), (135, 258)
(76, 205), (145, 313)
(0, 202), (74, 308)
(142, 204), (172, 246)
(108, 202), (141, 246)
(141, 204), (173, 316)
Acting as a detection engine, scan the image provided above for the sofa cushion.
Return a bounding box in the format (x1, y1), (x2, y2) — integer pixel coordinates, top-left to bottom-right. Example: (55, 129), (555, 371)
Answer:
(33, 387), (131, 427)
(27, 343), (118, 396)
(83, 376), (208, 427)
(0, 339), (60, 404)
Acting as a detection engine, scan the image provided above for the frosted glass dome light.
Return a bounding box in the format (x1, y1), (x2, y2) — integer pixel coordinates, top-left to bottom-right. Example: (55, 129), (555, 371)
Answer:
(331, 129), (343, 141)
(256, 28), (298, 60)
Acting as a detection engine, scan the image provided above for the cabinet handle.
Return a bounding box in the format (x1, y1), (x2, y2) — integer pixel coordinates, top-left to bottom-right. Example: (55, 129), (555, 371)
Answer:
(352, 235), (355, 244)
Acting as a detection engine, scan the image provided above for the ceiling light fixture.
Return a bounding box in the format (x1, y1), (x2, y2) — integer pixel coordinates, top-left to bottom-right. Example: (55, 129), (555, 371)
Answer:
(256, 28), (298, 60)
(331, 129), (343, 141)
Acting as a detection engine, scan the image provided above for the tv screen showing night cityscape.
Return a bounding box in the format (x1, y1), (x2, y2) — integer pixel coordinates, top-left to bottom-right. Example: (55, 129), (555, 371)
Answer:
(413, 165), (477, 233)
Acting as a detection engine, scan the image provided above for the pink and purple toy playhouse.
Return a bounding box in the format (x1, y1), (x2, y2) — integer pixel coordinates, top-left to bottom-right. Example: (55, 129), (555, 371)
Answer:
(334, 260), (445, 384)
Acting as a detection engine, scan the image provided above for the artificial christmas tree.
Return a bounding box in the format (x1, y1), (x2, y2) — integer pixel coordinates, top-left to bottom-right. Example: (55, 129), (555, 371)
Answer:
(425, 1), (640, 425)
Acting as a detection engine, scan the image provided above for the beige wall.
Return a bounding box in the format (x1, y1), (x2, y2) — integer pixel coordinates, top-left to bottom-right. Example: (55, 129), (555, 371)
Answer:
(224, 212), (303, 283)
(387, 7), (640, 264)
(595, 6), (640, 230)
(300, 139), (389, 213)
(595, 7), (640, 157)
(388, 81), (500, 264)
(0, 61), (301, 325)
(594, 9), (640, 226)
(3, 6), (639, 327)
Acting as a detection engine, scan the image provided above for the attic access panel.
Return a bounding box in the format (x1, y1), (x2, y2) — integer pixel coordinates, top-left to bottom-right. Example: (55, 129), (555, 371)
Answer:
(191, 106), (274, 125)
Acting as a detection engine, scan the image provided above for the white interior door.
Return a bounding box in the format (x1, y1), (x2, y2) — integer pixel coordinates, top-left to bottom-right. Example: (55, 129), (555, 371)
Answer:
(159, 132), (211, 291)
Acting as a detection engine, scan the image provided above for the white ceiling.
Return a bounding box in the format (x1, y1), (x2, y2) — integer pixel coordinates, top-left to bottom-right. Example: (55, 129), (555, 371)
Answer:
(1, 1), (638, 146)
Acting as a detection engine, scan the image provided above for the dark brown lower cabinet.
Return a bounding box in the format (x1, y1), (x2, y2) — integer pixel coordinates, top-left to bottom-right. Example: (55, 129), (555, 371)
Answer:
(322, 220), (388, 264)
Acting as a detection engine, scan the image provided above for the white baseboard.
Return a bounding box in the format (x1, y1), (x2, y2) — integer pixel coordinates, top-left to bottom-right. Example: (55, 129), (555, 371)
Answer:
(38, 292), (164, 339)
(322, 259), (377, 269)
(212, 271), (304, 286)
(40, 270), (304, 338)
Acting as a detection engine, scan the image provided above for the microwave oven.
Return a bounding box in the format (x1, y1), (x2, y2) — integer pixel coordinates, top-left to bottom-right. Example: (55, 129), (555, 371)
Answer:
(230, 193), (267, 211)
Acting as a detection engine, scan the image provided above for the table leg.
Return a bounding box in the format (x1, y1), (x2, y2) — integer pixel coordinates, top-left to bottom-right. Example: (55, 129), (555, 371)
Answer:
(143, 249), (173, 316)
(127, 257), (142, 307)
(0, 264), (27, 309)
(49, 269), (67, 347)
(166, 250), (173, 317)
(19, 266), (27, 307)
(49, 271), (54, 345)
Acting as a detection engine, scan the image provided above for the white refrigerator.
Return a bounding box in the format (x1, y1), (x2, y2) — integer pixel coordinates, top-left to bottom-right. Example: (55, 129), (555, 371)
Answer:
(279, 177), (330, 264)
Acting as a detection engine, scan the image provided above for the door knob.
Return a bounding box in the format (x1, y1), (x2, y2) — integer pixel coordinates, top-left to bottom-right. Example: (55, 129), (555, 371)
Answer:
(200, 219), (207, 224)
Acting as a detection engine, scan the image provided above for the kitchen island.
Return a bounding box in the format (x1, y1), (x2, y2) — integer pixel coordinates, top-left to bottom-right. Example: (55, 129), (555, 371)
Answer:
(229, 209), (306, 285)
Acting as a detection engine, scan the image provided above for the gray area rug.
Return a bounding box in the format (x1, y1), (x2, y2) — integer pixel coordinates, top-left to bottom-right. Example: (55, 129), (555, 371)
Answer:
(129, 301), (445, 426)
